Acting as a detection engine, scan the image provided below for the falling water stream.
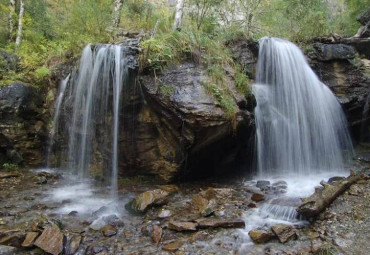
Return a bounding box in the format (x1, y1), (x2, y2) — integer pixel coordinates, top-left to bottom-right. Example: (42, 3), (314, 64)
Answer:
(239, 37), (354, 249)
(47, 44), (130, 201)
(46, 75), (70, 167)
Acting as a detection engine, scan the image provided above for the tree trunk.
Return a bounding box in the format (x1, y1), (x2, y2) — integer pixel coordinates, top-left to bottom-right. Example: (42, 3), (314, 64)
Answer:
(8, 0), (15, 40)
(112, 0), (124, 29)
(297, 170), (366, 218)
(15, 0), (25, 47)
(173, 0), (184, 31)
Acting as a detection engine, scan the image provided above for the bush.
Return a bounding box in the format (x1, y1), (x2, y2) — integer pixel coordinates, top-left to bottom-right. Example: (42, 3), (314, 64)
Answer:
(2, 163), (19, 171)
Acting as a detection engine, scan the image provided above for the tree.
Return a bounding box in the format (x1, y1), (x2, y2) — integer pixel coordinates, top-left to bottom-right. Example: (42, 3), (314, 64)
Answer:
(8, 0), (15, 40)
(15, 0), (24, 46)
(190, 0), (223, 30)
(173, 0), (184, 31)
(112, 0), (124, 29)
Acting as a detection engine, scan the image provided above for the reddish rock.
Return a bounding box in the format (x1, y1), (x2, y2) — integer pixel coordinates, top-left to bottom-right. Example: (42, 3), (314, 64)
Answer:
(251, 193), (265, 202)
(271, 224), (298, 243)
(21, 232), (39, 247)
(162, 240), (183, 252)
(248, 229), (274, 244)
(151, 225), (162, 244)
(168, 221), (197, 232)
(34, 226), (64, 255)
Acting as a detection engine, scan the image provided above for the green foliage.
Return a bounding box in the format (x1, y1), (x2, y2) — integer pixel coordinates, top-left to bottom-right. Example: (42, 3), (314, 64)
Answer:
(34, 66), (50, 81)
(2, 163), (19, 171)
(159, 84), (174, 97)
(235, 66), (250, 95)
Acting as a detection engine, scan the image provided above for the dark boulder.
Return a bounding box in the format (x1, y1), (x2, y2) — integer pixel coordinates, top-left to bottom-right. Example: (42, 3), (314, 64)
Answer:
(0, 82), (47, 166)
(357, 9), (370, 26)
(227, 38), (259, 78)
(313, 43), (356, 61)
(0, 51), (19, 74)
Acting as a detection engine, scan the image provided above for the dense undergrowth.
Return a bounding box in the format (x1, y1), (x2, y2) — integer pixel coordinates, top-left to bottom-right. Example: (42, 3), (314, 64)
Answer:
(0, 0), (368, 117)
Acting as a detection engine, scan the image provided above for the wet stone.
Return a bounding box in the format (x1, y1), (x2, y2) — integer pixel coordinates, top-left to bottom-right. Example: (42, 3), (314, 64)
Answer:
(65, 234), (81, 255)
(251, 193), (265, 202)
(101, 225), (117, 237)
(35, 176), (47, 184)
(131, 189), (169, 213)
(21, 232), (39, 247)
(68, 211), (78, 216)
(271, 224), (298, 243)
(0, 172), (20, 179)
(102, 214), (124, 227)
(92, 206), (109, 218)
(0, 231), (25, 247)
(328, 176), (345, 184)
(248, 229), (275, 244)
(151, 225), (163, 244)
(195, 218), (245, 229)
(0, 245), (18, 255)
(256, 180), (270, 189)
(162, 240), (183, 252)
(158, 209), (172, 219)
(34, 226), (64, 255)
(168, 221), (197, 232)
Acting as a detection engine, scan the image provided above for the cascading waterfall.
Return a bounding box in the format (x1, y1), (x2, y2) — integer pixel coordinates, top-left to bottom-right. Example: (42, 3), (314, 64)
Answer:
(240, 38), (355, 249)
(253, 37), (353, 176)
(46, 75), (70, 167)
(50, 44), (130, 199)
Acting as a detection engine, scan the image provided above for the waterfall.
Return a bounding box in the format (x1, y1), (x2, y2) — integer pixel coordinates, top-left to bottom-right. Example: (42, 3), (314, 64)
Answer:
(58, 44), (130, 199)
(253, 37), (353, 176)
(46, 75), (70, 167)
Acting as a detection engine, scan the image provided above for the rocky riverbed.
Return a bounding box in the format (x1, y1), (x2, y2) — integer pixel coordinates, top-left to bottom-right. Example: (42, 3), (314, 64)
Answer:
(0, 155), (368, 255)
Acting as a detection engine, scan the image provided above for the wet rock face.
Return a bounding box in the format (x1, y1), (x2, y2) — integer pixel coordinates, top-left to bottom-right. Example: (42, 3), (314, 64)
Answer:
(313, 43), (356, 61)
(0, 82), (47, 166)
(309, 50), (370, 143)
(129, 62), (254, 181)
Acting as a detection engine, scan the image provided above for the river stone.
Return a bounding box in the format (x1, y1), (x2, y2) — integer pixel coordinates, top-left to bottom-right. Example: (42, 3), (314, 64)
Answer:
(256, 180), (270, 189)
(192, 194), (216, 216)
(168, 221), (197, 232)
(195, 218), (245, 229)
(271, 224), (297, 243)
(65, 235), (81, 255)
(0, 172), (21, 179)
(157, 209), (172, 219)
(151, 225), (162, 244)
(34, 226), (64, 255)
(0, 245), (18, 255)
(0, 232), (25, 247)
(102, 214), (124, 227)
(131, 189), (169, 213)
(248, 229), (274, 244)
(328, 176), (345, 184)
(21, 232), (39, 247)
(251, 193), (265, 202)
(162, 240), (183, 252)
(101, 225), (117, 237)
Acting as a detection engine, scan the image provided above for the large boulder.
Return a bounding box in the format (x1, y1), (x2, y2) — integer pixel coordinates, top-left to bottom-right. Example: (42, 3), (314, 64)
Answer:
(313, 43), (356, 61)
(118, 62), (254, 181)
(0, 82), (47, 166)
